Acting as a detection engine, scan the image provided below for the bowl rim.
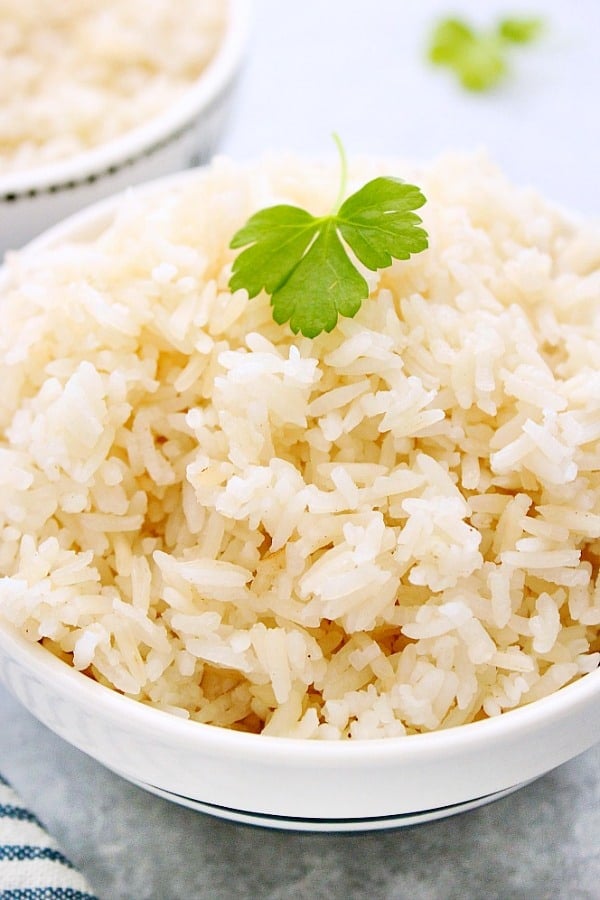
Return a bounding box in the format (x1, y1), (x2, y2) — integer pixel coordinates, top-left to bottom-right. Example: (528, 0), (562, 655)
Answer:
(1, 619), (598, 764)
(0, 0), (251, 199)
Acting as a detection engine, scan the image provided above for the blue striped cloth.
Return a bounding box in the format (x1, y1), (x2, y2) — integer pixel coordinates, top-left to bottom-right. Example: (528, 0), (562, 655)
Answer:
(0, 774), (98, 899)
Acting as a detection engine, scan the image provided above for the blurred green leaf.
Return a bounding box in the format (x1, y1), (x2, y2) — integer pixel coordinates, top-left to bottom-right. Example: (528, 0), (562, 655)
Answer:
(498, 17), (544, 44)
(427, 14), (545, 92)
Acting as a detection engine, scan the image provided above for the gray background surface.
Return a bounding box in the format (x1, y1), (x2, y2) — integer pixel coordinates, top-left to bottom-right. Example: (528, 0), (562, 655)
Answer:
(1, 1), (599, 897)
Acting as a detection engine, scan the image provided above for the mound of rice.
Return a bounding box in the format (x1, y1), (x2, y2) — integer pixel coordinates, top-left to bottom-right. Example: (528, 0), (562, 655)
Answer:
(0, 0), (225, 173)
(0, 152), (599, 739)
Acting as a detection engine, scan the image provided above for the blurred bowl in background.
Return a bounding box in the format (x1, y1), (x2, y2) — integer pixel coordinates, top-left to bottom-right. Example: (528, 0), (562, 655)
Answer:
(0, 0), (250, 256)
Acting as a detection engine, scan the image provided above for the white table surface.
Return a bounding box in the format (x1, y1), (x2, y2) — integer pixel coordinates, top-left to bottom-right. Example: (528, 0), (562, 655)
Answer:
(1, 1), (599, 897)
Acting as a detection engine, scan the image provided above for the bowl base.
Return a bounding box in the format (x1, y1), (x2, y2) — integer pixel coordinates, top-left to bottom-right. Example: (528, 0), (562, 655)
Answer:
(116, 772), (533, 832)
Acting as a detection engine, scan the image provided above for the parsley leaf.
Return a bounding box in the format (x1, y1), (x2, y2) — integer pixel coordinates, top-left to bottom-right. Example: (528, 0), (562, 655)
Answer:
(498, 17), (544, 44)
(229, 144), (428, 338)
(270, 220), (366, 336)
(428, 14), (544, 92)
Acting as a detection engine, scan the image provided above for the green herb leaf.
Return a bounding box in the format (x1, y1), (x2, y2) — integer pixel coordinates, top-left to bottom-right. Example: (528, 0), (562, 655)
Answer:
(337, 177), (429, 268)
(229, 157), (428, 338)
(229, 205), (317, 299)
(498, 17), (544, 44)
(457, 36), (506, 92)
(428, 18), (476, 67)
(427, 14), (544, 92)
(271, 221), (366, 338)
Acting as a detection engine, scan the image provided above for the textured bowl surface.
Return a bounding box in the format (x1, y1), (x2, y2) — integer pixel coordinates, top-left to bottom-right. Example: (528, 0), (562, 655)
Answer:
(0, 0), (250, 255)
(1, 168), (599, 832)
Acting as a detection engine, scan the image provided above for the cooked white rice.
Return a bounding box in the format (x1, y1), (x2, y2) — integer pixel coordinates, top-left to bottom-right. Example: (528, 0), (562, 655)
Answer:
(0, 152), (599, 739)
(0, 0), (225, 173)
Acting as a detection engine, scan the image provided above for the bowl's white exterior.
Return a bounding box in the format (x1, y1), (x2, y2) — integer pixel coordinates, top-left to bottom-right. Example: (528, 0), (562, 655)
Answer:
(1, 622), (598, 830)
(0, 0), (250, 255)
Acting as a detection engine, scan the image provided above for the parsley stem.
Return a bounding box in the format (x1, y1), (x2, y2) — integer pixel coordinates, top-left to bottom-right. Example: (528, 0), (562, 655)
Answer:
(331, 132), (348, 213)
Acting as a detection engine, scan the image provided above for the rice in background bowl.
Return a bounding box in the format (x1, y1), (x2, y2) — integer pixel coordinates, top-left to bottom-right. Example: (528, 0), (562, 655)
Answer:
(0, 0), (225, 173)
(0, 0), (249, 253)
(0, 152), (598, 742)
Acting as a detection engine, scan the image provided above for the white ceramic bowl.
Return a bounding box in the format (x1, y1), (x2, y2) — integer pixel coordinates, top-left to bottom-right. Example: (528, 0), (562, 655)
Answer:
(0, 169), (598, 833)
(0, 0), (250, 256)
(0, 621), (598, 832)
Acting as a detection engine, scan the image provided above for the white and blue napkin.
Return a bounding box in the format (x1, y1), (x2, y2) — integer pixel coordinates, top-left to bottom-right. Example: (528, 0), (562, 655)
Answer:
(0, 773), (98, 899)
